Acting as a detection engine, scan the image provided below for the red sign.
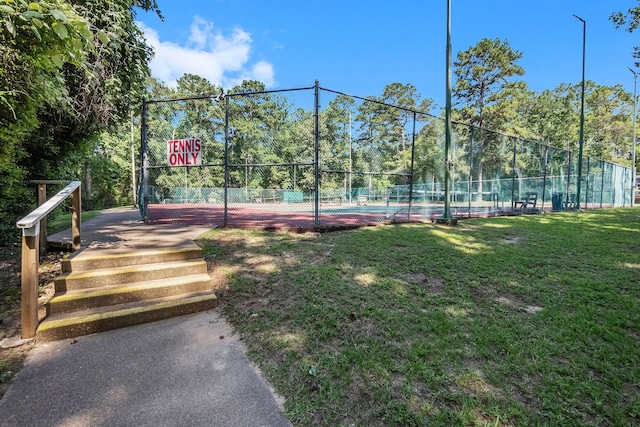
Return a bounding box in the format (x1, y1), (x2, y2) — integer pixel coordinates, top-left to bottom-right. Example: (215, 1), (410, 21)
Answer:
(167, 138), (202, 166)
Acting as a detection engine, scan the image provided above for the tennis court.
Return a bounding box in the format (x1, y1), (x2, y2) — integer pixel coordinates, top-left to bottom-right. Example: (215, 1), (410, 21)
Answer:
(146, 191), (540, 230)
(140, 83), (632, 230)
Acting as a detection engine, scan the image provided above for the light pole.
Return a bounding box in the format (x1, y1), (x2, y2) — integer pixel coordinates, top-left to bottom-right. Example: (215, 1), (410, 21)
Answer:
(630, 67), (638, 206)
(437, 0), (455, 224)
(573, 14), (586, 210)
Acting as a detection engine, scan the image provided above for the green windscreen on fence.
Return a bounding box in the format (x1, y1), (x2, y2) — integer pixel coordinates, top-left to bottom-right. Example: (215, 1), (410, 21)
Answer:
(140, 83), (633, 228)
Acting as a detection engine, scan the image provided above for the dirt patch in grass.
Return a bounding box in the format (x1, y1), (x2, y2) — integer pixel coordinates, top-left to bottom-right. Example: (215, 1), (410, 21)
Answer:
(398, 273), (446, 294)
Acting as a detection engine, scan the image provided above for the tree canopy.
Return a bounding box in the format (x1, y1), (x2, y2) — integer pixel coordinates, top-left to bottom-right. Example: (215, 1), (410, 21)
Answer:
(0, 0), (161, 243)
(610, 0), (640, 66)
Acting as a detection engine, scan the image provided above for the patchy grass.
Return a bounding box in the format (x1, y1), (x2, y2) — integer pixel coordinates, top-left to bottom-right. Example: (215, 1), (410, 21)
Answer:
(47, 209), (101, 235)
(199, 208), (640, 427)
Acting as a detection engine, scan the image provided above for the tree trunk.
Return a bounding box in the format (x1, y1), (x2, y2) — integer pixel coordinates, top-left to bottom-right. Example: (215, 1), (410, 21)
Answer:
(84, 163), (92, 210)
(477, 157), (484, 203)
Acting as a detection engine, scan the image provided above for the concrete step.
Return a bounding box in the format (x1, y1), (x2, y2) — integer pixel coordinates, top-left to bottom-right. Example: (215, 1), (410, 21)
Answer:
(54, 259), (208, 292)
(62, 246), (204, 272)
(46, 274), (214, 315)
(37, 293), (218, 342)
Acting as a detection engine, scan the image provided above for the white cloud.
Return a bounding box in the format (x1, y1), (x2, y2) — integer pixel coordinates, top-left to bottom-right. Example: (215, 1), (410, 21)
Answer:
(140, 16), (276, 89)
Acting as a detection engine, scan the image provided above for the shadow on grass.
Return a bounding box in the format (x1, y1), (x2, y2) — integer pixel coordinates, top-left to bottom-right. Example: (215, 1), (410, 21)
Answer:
(198, 208), (640, 427)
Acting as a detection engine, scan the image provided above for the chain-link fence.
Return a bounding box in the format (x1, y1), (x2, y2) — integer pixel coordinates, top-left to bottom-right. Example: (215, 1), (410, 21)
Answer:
(140, 82), (633, 229)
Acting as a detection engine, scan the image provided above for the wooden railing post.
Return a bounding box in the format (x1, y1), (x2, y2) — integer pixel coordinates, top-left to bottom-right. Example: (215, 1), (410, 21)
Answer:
(37, 183), (47, 256)
(72, 185), (81, 250)
(21, 224), (39, 339)
(17, 180), (82, 339)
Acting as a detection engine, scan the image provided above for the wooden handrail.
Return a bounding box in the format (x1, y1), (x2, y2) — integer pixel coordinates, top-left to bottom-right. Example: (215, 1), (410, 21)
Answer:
(16, 180), (82, 339)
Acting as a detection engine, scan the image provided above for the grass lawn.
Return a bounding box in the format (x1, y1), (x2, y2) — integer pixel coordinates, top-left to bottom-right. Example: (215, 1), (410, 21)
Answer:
(198, 208), (640, 427)
(46, 209), (102, 235)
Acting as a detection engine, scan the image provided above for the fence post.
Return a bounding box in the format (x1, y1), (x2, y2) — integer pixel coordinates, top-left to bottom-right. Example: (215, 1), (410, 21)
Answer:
(314, 80), (320, 226)
(140, 98), (149, 223)
(600, 162), (605, 208)
(467, 126), (474, 217)
(21, 224), (39, 339)
(612, 163), (617, 207)
(37, 184), (47, 255)
(565, 151), (572, 210)
(408, 112), (417, 221)
(224, 95), (230, 226)
(541, 145), (549, 211)
(585, 157), (591, 209)
(510, 137), (517, 208)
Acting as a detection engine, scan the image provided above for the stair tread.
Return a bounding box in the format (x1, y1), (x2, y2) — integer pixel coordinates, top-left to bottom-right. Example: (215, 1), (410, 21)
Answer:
(63, 246), (203, 271)
(48, 273), (213, 303)
(68, 246), (202, 262)
(39, 292), (217, 330)
(57, 258), (207, 279)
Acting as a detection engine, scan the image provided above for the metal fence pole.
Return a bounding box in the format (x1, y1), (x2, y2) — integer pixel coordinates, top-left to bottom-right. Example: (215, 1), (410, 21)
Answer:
(600, 163), (605, 208)
(140, 98), (149, 223)
(612, 163), (618, 207)
(585, 157), (591, 209)
(408, 112), (417, 221)
(565, 151), (572, 210)
(468, 126), (474, 217)
(541, 145), (549, 211)
(510, 137), (517, 208)
(622, 162), (628, 207)
(224, 95), (230, 226)
(314, 80), (320, 226)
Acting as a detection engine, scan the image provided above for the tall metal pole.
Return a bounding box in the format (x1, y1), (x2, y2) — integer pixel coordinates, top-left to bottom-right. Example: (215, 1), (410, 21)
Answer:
(408, 111), (417, 221)
(573, 14), (586, 210)
(140, 98), (149, 223)
(439, 0), (455, 224)
(629, 67), (637, 207)
(223, 95), (230, 226)
(314, 80), (320, 225)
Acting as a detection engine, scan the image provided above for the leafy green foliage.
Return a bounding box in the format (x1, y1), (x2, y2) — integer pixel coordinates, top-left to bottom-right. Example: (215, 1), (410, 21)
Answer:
(0, 0), (162, 243)
(610, 1), (640, 66)
(454, 38), (525, 130)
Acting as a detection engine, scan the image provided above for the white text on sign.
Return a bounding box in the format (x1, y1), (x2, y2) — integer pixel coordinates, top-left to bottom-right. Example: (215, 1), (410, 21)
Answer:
(167, 138), (202, 166)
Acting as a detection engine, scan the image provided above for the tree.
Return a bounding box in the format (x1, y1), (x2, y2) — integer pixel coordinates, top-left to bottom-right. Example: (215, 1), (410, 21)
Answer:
(354, 83), (435, 190)
(0, 0), (93, 242)
(583, 82), (634, 163)
(28, 0), (163, 179)
(522, 85), (578, 148)
(453, 38), (525, 196)
(0, 0), (162, 243)
(610, 1), (640, 66)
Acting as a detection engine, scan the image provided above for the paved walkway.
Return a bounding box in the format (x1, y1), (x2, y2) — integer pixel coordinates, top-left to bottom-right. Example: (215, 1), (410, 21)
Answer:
(0, 208), (292, 427)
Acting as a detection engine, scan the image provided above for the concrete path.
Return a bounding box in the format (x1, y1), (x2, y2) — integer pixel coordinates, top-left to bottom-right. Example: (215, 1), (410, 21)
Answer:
(47, 206), (214, 250)
(0, 208), (292, 427)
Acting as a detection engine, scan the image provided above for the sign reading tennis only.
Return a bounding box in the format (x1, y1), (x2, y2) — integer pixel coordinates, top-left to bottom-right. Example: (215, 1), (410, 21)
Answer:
(167, 138), (202, 166)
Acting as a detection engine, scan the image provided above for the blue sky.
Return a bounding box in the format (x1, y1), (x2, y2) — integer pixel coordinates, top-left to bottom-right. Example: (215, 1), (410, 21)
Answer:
(136, 0), (639, 111)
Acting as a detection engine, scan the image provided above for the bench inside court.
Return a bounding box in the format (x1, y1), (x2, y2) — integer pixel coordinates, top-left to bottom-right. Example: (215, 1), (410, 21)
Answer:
(515, 191), (538, 211)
